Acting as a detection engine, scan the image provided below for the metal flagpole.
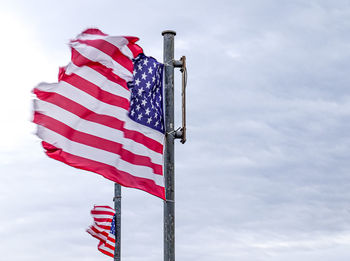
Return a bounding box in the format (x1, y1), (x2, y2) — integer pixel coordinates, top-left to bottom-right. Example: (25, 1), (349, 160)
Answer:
(114, 183), (121, 261)
(162, 30), (176, 261)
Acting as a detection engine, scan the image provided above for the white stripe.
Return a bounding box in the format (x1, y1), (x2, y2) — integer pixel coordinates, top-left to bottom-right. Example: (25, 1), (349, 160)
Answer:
(93, 213), (114, 218)
(124, 118), (164, 145)
(93, 206), (115, 213)
(95, 223), (111, 229)
(107, 234), (115, 240)
(98, 244), (114, 254)
(75, 33), (134, 58)
(88, 231), (108, 242)
(34, 99), (163, 165)
(87, 227), (108, 237)
(70, 41), (133, 82)
(36, 126), (164, 186)
(65, 63), (130, 100)
(76, 33), (128, 47)
(93, 205), (114, 209)
(105, 37), (134, 59)
(94, 221), (112, 226)
(90, 225), (109, 234)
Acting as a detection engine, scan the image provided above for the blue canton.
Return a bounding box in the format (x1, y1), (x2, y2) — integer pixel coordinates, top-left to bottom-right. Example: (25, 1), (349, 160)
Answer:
(127, 53), (164, 134)
(110, 214), (116, 235)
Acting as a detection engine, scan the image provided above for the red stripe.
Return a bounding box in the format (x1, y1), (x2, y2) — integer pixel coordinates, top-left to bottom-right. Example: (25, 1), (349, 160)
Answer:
(123, 127), (163, 154)
(58, 66), (66, 81)
(71, 47), (91, 67)
(87, 229), (106, 242)
(82, 28), (107, 36)
(91, 210), (115, 216)
(88, 228), (106, 240)
(124, 36), (143, 58)
(86, 62), (129, 90)
(93, 205), (114, 210)
(93, 217), (113, 223)
(33, 89), (163, 153)
(34, 113), (162, 175)
(98, 249), (114, 257)
(96, 221), (112, 230)
(101, 239), (115, 250)
(73, 38), (134, 73)
(91, 227), (113, 241)
(60, 73), (129, 110)
(98, 245), (114, 257)
(41, 141), (165, 199)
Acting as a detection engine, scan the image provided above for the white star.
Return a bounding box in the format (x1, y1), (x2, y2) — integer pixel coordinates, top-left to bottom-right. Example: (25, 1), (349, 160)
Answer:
(138, 64), (142, 70)
(155, 121), (159, 127)
(154, 112), (158, 118)
(152, 76), (155, 82)
(136, 104), (140, 111)
(137, 113), (143, 120)
(143, 58), (149, 65)
(133, 69), (137, 76)
(146, 81), (151, 88)
(141, 72), (147, 80)
(130, 110), (135, 116)
(135, 78), (140, 86)
(138, 87), (144, 96)
(153, 62), (157, 68)
(156, 101), (159, 107)
(148, 67), (153, 74)
(141, 99), (147, 106)
(145, 108), (150, 115)
(147, 117), (152, 124)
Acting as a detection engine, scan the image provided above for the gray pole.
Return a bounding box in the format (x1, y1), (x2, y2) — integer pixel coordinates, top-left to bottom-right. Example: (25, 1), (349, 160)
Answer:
(162, 30), (176, 261)
(114, 183), (121, 261)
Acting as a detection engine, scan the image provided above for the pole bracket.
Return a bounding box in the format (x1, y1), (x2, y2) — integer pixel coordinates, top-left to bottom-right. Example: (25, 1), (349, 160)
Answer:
(173, 56), (187, 144)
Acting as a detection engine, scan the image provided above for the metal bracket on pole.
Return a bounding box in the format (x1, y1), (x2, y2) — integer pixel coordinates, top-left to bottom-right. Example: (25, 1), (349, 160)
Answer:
(173, 56), (187, 144)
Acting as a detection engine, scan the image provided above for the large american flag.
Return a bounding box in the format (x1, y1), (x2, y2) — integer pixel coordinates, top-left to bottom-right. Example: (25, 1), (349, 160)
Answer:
(87, 205), (116, 257)
(33, 28), (165, 199)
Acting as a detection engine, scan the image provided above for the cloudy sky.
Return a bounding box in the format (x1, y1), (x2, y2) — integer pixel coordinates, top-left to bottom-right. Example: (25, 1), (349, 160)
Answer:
(1, 0), (350, 260)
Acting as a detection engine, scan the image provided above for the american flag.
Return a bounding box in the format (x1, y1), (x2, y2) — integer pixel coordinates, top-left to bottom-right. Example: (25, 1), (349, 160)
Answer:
(87, 205), (116, 257)
(33, 29), (165, 199)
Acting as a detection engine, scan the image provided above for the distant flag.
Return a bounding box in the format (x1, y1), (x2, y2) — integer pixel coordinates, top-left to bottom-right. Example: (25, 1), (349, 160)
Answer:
(87, 205), (116, 257)
(33, 28), (165, 199)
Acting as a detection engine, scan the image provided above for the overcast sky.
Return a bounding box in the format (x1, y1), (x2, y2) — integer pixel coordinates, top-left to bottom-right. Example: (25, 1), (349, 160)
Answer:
(1, 0), (350, 260)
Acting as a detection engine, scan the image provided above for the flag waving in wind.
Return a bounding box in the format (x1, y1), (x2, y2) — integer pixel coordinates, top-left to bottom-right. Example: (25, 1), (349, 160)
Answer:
(33, 29), (165, 199)
(87, 205), (116, 257)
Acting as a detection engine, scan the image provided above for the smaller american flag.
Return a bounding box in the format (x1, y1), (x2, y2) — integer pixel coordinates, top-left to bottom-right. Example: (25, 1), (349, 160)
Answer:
(87, 205), (116, 257)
